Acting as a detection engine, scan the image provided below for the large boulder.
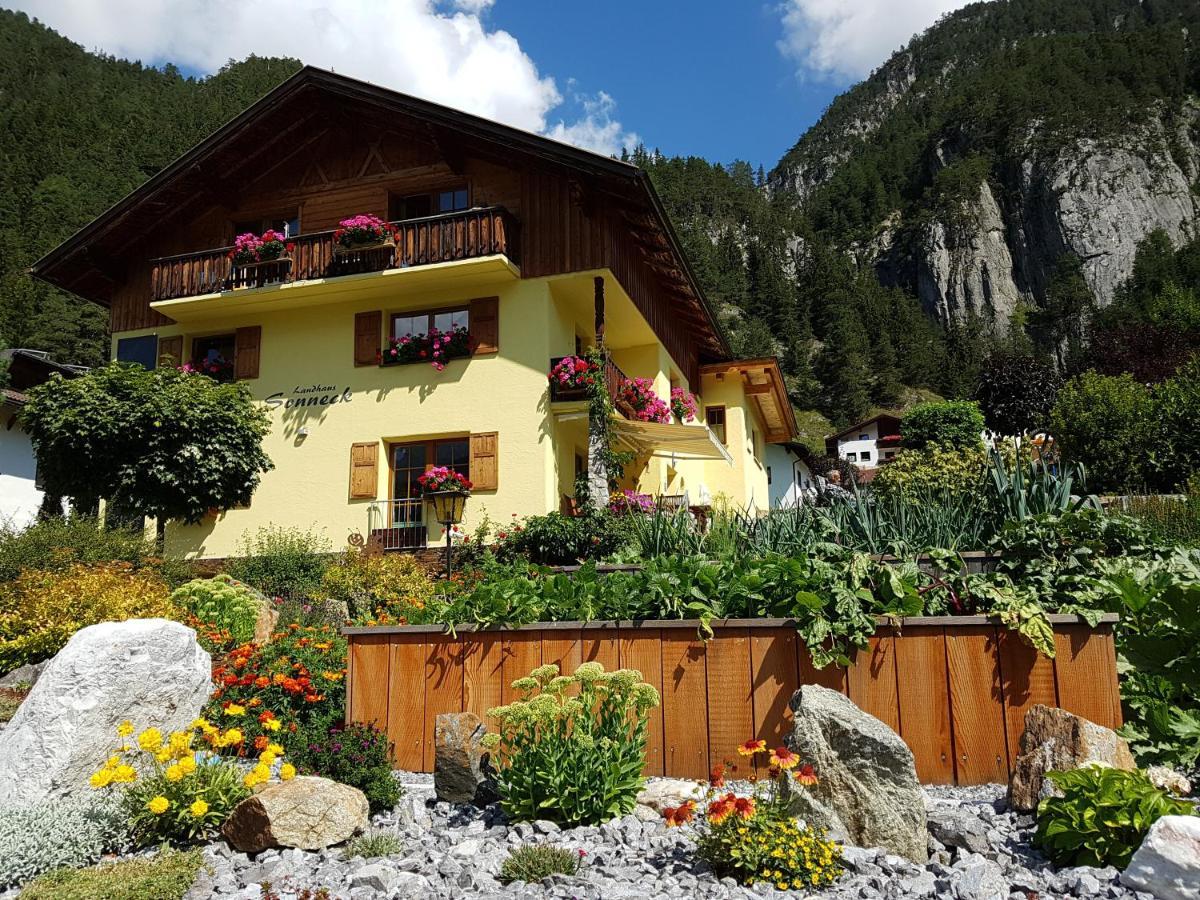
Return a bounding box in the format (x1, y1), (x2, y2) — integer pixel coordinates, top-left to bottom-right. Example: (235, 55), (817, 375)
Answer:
(434, 712), (496, 805)
(1007, 705), (1136, 812)
(0, 618), (211, 805)
(783, 684), (928, 862)
(222, 776), (369, 852)
(1120, 815), (1200, 900)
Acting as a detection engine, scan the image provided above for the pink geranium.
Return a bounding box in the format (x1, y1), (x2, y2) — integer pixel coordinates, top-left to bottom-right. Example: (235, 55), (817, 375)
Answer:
(418, 466), (473, 494)
(616, 377), (671, 423)
(334, 213), (396, 249)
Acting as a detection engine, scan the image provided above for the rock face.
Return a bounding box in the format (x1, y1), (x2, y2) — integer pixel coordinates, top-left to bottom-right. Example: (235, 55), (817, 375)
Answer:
(434, 712), (496, 805)
(222, 776), (369, 852)
(784, 684), (928, 862)
(1007, 705), (1136, 812)
(1120, 815), (1200, 900)
(0, 618), (210, 805)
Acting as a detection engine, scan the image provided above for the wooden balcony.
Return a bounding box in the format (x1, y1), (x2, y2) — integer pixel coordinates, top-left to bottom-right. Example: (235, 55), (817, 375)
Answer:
(548, 355), (636, 418)
(149, 206), (519, 302)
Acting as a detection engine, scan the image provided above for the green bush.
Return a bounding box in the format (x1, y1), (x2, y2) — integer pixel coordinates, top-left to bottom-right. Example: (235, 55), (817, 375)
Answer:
(318, 551), (434, 623)
(900, 401), (985, 450)
(1051, 371), (1155, 492)
(0, 517), (160, 583)
(498, 845), (579, 884)
(343, 831), (404, 859)
(227, 525), (332, 599)
(484, 662), (659, 826)
(1035, 766), (1195, 868)
(495, 512), (631, 565)
(871, 444), (988, 501)
(1118, 491), (1200, 548)
(0, 797), (130, 889)
(291, 722), (400, 813)
(170, 574), (265, 645)
(18, 848), (201, 900)
(1149, 356), (1200, 490)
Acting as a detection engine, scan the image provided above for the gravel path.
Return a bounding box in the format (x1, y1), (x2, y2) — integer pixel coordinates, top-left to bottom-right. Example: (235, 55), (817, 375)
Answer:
(176, 774), (1165, 900)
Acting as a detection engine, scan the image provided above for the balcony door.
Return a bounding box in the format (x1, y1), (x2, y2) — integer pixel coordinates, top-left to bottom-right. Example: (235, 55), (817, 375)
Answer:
(389, 437), (470, 548)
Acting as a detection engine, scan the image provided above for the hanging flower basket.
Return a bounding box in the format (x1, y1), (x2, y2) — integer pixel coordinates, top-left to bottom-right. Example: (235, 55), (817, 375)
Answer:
(615, 377), (671, 423)
(670, 387), (698, 423)
(418, 467), (473, 495)
(334, 214), (397, 254)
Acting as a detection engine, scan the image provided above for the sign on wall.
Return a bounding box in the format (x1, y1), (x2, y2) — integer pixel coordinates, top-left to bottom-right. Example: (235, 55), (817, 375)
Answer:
(264, 384), (354, 410)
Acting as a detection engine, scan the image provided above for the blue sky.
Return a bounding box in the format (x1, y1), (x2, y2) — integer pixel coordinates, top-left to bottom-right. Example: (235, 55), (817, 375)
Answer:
(13, 0), (977, 168)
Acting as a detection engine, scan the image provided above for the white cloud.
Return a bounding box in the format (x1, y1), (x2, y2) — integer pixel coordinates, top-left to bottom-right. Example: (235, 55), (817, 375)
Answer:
(778, 0), (983, 82)
(13, 0), (634, 153)
(546, 90), (640, 157)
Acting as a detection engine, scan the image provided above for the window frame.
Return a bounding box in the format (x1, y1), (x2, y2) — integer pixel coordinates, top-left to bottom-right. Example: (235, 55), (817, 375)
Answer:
(386, 436), (471, 530)
(231, 210), (300, 240)
(389, 304), (471, 342)
(189, 332), (237, 383)
(705, 405), (727, 446)
(389, 184), (471, 221)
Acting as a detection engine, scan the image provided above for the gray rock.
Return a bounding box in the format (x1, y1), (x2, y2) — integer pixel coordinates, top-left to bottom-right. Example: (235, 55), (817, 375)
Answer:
(0, 618), (211, 805)
(1120, 815), (1200, 900)
(0, 661), (46, 688)
(955, 855), (1007, 900)
(928, 806), (992, 855)
(351, 863), (394, 892)
(435, 712), (497, 806)
(784, 684), (929, 862)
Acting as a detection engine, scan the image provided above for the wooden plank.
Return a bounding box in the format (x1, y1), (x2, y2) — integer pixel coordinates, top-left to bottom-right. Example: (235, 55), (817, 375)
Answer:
(501, 631), (543, 704)
(660, 632), (709, 779)
(582, 634), (620, 672)
(386, 635), (426, 771)
(705, 629), (754, 774)
(798, 641), (848, 694)
(997, 629), (1058, 767)
(463, 632), (504, 724)
(1054, 624), (1122, 730)
(894, 626), (955, 784)
(846, 632), (900, 733)
(541, 630), (582, 678)
(749, 628), (799, 768)
(422, 634), (465, 768)
(349, 635), (390, 730)
(620, 629), (665, 777)
(945, 625), (1009, 784)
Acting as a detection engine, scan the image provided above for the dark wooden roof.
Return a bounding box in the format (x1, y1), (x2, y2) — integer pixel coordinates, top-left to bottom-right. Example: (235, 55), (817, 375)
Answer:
(31, 66), (728, 359)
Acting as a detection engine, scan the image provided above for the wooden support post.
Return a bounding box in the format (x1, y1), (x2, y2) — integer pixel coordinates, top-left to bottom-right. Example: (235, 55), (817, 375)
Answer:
(587, 275), (609, 507)
(594, 275), (606, 347)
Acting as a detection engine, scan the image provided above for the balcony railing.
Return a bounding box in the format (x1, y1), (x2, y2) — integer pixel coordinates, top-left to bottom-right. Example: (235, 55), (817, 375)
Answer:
(548, 355), (636, 417)
(366, 498), (427, 550)
(149, 206), (519, 302)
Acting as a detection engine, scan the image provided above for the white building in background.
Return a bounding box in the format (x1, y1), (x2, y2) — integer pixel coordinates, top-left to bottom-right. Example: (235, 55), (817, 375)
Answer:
(0, 350), (85, 528)
(824, 413), (903, 469)
(765, 441), (819, 508)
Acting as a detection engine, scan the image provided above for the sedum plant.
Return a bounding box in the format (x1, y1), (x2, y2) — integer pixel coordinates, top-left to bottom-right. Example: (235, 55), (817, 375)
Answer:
(170, 574), (265, 646)
(1035, 765), (1197, 869)
(498, 845), (581, 884)
(0, 796), (131, 889)
(483, 662), (659, 826)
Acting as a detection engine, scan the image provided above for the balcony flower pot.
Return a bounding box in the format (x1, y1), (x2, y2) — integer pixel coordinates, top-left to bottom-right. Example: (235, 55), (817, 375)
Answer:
(548, 355), (600, 402)
(334, 214), (397, 254)
(380, 325), (473, 372)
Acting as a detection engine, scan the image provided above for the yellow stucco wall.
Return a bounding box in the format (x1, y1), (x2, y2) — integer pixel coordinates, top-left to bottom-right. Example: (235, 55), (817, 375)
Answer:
(112, 267), (774, 558)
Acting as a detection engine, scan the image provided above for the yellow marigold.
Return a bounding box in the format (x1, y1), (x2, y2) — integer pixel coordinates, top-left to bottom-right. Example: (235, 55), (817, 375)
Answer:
(178, 755), (197, 775)
(266, 743), (285, 756)
(155, 749), (172, 763)
(164, 764), (184, 783)
(224, 704), (246, 717)
(279, 763), (296, 781)
(117, 720), (134, 737)
(264, 718), (281, 732)
(259, 750), (277, 766)
(89, 769), (113, 789)
(190, 718), (210, 730)
(220, 728), (244, 747)
(137, 728), (163, 752)
(105, 755), (121, 768)
(189, 799), (209, 818)
(252, 763), (270, 781)
(112, 764), (137, 784)
(147, 796), (169, 815)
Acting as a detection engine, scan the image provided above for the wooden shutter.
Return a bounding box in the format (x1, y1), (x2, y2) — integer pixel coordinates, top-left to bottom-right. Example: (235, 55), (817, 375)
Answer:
(354, 311), (382, 366)
(234, 326), (261, 380)
(157, 335), (183, 369)
(469, 297), (499, 355)
(349, 442), (379, 499)
(469, 432), (498, 491)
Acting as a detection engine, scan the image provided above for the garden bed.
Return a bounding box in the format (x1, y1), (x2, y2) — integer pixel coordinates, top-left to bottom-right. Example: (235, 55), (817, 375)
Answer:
(343, 614), (1121, 785)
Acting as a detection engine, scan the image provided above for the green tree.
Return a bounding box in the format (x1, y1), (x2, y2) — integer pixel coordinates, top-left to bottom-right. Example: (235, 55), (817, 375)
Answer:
(1049, 371), (1154, 491)
(974, 352), (1062, 437)
(1148, 356), (1200, 491)
(901, 400), (986, 450)
(21, 364), (274, 543)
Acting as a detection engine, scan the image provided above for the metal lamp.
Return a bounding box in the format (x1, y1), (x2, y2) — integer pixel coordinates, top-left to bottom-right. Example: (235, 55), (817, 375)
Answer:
(428, 490), (468, 578)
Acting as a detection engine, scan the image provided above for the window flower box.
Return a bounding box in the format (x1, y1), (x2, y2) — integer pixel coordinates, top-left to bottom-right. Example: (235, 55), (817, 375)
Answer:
(548, 355), (601, 402)
(334, 214), (397, 254)
(380, 325), (473, 372)
(418, 466), (473, 495)
(670, 387), (698, 423)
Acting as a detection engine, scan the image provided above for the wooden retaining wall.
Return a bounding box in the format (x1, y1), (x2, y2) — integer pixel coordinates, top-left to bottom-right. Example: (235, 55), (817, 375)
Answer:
(342, 615), (1121, 785)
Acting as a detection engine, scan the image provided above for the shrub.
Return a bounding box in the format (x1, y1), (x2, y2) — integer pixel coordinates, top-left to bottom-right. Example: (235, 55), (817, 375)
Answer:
(1118, 490), (1200, 548)
(0, 516), (164, 583)
(974, 352), (1061, 437)
(498, 845), (580, 884)
(343, 830), (404, 859)
(900, 400), (985, 450)
(1050, 371), (1154, 492)
(89, 718), (289, 845)
(1148, 356), (1200, 491)
(19, 848), (202, 900)
(292, 722), (400, 813)
(495, 512), (631, 565)
(0, 797), (130, 889)
(170, 574), (265, 646)
(0, 563), (177, 673)
(871, 444), (989, 501)
(318, 551), (434, 623)
(227, 525), (332, 599)
(483, 661), (659, 826)
(205, 623), (347, 753)
(1035, 766), (1196, 869)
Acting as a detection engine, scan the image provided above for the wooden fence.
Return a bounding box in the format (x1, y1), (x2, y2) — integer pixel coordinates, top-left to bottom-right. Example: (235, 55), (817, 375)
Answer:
(343, 615), (1121, 785)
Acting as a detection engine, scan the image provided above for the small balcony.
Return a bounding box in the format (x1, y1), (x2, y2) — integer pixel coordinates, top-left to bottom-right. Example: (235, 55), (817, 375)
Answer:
(149, 206), (519, 303)
(548, 355), (636, 418)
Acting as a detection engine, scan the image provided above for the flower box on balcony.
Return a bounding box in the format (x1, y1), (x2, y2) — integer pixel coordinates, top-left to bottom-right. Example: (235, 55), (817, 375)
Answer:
(333, 239), (395, 256)
(380, 325), (473, 371)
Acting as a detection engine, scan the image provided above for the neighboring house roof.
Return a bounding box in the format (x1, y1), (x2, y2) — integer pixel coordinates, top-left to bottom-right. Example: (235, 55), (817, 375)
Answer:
(1, 387), (28, 406)
(824, 413), (903, 455)
(29, 66), (729, 361)
(0, 349), (87, 393)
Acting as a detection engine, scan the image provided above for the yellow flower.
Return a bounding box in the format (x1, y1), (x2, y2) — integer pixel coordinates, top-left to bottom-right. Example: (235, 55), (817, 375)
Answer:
(266, 743), (284, 756)
(279, 763), (296, 781)
(264, 719), (281, 732)
(168, 731), (192, 755)
(190, 718), (210, 731)
(224, 704), (246, 717)
(113, 764), (137, 784)
(165, 764), (184, 783)
(105, 755), (121, 768)
(155, 748), (172, 763)
(147, 796), (169, 815)
(89, 769), (113, 789)
(259, 751), (277, 766)
(178, 755), (197, 775)
(137, 728), (163, 752)
(252, 763), (270, 781)
(117, 720), (134, 737)
(189, 799), (209, 818)
(220, 728), (244, 748)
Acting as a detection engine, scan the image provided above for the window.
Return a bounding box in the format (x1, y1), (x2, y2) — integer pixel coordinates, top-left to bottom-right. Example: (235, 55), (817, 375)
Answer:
(705, 406), (727, 445)
(190, 334), (236, 383)
(391, 306), (469, 340)
(116, 335), (159, 370)
(845, 451), (857, 462)
(389, 437), (470, 544)
(861, 450), (872, 462)
(858, 433), (869, 441)
(438, 189), (469, 213)
(884, 451), (896, 460)
(232, 211), (299, 238)
(389, 186), (469, 221)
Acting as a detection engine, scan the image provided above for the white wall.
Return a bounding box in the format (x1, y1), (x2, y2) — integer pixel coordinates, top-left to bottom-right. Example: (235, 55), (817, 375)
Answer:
(765, 444), (816, 508)
(0, 407), (44, 529)
(834, 421), (880, 467)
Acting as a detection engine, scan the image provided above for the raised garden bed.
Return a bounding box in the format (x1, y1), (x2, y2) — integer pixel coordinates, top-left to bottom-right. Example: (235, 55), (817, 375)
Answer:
(343, 614), (1121, 786)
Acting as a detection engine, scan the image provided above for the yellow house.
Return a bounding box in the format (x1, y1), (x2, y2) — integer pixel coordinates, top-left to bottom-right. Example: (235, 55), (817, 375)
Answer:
(31, 68), (796, 559)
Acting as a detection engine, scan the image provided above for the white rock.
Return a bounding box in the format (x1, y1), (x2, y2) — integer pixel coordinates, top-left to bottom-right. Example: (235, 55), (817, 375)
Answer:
(1121, 815), (1200, 900)
(0, 618), (211, 805)
(634, 778), (704, 813)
